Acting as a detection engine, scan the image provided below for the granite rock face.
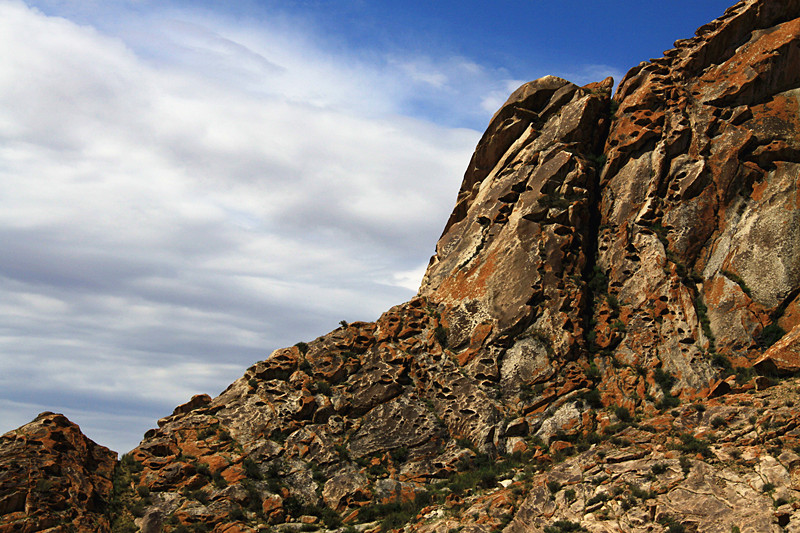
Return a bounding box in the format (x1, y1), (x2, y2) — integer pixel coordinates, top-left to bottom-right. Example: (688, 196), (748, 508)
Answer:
(0, 412), (116, 532)
(3, 1), (800, 532)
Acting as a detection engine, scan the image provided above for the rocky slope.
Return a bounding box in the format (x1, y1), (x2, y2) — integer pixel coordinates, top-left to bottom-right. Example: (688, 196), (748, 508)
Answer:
(3, 0), (800, 531)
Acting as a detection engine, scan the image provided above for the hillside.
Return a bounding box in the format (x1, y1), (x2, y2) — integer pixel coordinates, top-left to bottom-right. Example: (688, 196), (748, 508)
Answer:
(3, 0), (800, 531)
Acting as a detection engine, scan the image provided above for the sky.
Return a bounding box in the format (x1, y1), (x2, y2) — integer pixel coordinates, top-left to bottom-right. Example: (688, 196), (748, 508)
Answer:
(0, 0), (735, 454)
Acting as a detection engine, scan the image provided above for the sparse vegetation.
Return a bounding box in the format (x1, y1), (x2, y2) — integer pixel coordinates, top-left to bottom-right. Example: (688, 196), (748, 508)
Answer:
(434, 325), (449, 347)
(758, 323), (786, 349)
(671, 433), (711, 458)
(390, 446), (409, 463)
(722, 270), (752, 297)
(694, 294), (716, 351)
(658, 515), (685, 533)
(294, 341), (309, 354)
(580, 388), (603, 408)
(651, 463), (667, 475)
(614, 406), (632, 422)
(679, 456), (692, 475)
(587, 492), (609, 506)
(544, 520), (588, 533)
(315, 380), (332, 395)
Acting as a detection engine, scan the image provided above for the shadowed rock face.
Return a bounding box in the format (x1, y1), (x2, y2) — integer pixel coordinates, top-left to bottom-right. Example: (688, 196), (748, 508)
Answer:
(4, 1), (800, 532)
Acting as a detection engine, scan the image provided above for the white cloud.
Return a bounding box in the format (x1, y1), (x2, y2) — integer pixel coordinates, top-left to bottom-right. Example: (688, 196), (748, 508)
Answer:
(0, 1), (494, 452)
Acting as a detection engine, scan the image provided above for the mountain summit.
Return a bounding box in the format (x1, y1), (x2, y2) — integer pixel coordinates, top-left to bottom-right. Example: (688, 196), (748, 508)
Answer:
(3, 1), (800, 531)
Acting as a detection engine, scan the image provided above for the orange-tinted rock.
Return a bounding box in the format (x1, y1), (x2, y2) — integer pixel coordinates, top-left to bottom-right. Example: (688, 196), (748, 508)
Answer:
(0, 413), (116, 532)
(754, 326), (800, 374)
(5, 2), (800, 532)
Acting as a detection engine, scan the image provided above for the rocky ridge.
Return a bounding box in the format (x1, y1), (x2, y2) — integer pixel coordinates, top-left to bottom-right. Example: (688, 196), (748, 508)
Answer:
(3, 1), (800, 532)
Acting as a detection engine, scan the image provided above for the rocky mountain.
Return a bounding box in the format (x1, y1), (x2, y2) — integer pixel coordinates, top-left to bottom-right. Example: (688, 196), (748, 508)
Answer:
(3, 0), (800, 531)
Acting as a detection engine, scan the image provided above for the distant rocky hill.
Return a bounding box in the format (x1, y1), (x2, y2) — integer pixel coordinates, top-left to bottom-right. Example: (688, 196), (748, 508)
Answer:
(3, 0), (800, 531)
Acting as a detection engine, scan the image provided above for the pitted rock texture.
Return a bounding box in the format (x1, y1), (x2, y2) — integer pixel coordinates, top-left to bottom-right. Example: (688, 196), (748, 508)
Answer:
(3, 1), (800, 532)
(595, 0), (800, 404)
(420, 75), (611, 367)
(0, 412), (116, 533)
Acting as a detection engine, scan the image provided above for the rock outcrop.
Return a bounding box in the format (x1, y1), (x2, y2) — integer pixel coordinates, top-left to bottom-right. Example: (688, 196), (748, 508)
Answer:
(3, 0), (800, 532)
(0, 412), (116, 532)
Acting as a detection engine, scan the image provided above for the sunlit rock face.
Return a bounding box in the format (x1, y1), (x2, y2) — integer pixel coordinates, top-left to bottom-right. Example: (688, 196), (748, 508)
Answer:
(420, 75), (611, 378)
(4, 1), (800, 532)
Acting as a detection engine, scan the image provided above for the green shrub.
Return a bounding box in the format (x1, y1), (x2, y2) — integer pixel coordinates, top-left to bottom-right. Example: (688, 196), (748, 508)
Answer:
(653, 368), (676, 391)
(735, 366), (755, 385)
(195, 463), (211, 478)
(672, 433), (711, 458)
(390, 447), (409, 463)
(758, 323), (786, 349)
(294, 342), (309, 354)
(357, 500), (422, 531)
(544, 520), (587, 533)
(434, 325), (448, 348)
(189, 490), (209, 505)
(197, 426), (217, 440)
(547, 480), (562, 494)
(607, 294), (620, 312)
(695, 294), (716, 349)
(587, 493), (609, 506)
(711, 352), (732, 371)
(580, 388), (603, 408)
(315, 381), (332, 395)
(120, 453), (144, 473)
(657, 394), (680, 411)
(111, 516), (137, 533)
(722, 270), (752, 296)
(588, 266), (608, 295)
(614, 406), (632, 422)
(212, 471), (228, 488)
(710, 416), (725, 428)
(658, 516), (685, 533)
(629, 484), (654, 500)
(334, 444), (350, 462)
(651, 463), (667, 475)
(243, 457), (262, 480)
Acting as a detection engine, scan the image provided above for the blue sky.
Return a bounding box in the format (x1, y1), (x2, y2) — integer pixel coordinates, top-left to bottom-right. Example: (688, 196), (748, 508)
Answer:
(1, 0), (734, 453)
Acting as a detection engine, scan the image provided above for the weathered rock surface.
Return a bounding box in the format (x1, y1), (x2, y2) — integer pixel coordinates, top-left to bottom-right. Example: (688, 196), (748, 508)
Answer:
(3, 1), (800, 532)
(0, 412), (116, 532)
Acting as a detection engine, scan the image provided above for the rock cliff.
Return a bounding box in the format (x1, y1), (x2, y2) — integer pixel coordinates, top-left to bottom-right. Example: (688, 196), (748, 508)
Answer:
(3, 0), (800, 531)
